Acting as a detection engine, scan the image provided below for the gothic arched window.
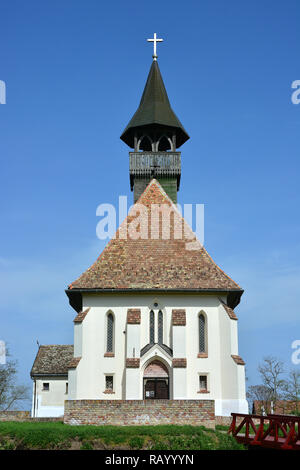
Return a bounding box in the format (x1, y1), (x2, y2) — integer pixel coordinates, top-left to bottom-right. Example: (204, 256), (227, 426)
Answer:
(106, 313), (114, 353)
(199, 313), (206, 353)
(149, 310), (155, 344)
(157, 135), (172, 151)
(138, 135), (153, 151)
(158, 310), (163, 344)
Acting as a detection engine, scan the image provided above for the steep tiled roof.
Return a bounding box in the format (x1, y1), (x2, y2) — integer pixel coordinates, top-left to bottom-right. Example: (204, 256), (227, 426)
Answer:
(68, 179), (242, 302)
(30, 345), (73, 377)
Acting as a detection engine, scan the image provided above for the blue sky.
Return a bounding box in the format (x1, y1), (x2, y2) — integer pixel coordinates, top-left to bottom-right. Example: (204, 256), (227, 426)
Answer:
(1, 0), (300, 408)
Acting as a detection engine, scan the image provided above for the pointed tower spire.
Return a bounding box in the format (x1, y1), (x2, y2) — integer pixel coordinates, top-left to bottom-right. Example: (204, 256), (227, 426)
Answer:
(120, 35), (189, 203)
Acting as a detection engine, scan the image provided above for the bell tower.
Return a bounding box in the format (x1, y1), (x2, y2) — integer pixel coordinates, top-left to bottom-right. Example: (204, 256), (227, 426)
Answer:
(120, 33), (189, 203)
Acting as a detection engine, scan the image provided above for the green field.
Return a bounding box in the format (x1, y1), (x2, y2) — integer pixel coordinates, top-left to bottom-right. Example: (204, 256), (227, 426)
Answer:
(0, 421), (244, 450)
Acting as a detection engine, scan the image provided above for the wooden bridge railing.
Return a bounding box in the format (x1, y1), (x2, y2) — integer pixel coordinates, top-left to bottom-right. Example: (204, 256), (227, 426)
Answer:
(228, 412), (300, 449)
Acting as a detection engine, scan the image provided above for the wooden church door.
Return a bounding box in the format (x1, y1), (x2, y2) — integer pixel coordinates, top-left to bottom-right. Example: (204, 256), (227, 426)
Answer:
(143, 360), (169, 399)
(144, 378), (169, 399)
(155, 379), (169, 399)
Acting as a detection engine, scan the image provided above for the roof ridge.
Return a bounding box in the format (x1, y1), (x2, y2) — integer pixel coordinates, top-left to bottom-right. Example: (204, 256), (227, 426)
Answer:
(204, 248), (241, 289)
(134, 178), (200, 244)
(135, 178), (176, 208)
(69, 179), (178, 290)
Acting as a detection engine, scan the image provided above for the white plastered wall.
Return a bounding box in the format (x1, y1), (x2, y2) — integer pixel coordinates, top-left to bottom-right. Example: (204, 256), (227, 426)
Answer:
(69, 293), (248, 415)
(31, 377), (67, 417)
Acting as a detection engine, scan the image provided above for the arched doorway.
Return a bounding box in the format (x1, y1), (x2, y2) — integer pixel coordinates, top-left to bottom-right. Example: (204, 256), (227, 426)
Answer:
(143, 360), (169, 399)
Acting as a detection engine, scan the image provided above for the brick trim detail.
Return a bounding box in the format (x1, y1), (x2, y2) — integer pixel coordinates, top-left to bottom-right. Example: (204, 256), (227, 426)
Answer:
(219, 299), (238, 320)
(127, 309), (141, 324)
(103, 390), (115, 394)
(104, 352), (115, 357)
(172, 358), (187, 368)
(197, 353), (208, 358)
(126, 358), (140, 368)
(73, 307), (90, 323)
(231, 354), (245, 365)
(68, 357), (81, 369)
(172, 309), (186, 326)
(197, 390), (210, 394)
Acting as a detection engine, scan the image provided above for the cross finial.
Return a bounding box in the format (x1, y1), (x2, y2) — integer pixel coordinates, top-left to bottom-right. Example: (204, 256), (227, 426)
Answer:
(147, 33), (163, 61)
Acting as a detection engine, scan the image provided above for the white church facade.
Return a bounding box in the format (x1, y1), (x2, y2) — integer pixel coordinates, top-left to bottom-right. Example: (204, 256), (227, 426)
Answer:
(31, 35), (248, 421)
(68, 291), (247, 417)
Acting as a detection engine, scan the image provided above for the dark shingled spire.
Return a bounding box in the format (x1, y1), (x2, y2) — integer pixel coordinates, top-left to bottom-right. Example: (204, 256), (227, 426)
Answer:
(120, 60), (189, 149)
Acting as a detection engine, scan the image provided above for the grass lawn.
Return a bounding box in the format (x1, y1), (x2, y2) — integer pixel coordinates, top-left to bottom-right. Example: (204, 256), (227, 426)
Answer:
(0, 421), (245, 450)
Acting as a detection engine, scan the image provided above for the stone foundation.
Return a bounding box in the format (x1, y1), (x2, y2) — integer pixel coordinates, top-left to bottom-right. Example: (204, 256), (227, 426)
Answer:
(0, 411), (30, 421)
(215, 416), (234, 427)
(216, 415), (260, 427)
(0, 411), (63, 422)
(64, 399), (215, 428)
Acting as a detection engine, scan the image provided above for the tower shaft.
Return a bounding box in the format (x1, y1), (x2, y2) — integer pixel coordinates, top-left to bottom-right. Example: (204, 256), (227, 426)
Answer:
(130, 151), (180, 203)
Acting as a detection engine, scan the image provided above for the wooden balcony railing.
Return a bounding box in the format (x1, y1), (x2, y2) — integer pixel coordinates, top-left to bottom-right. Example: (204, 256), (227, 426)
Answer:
(129, 152), (181, 177)
(228, 412), (300, 450)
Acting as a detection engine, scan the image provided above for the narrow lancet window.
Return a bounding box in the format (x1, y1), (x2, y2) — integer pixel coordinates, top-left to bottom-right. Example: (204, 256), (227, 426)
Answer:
(107, 313), (114, 352)
(150, 310), (155, 344)
(158, 310), (163, 344)
(199, 313), (206, 353)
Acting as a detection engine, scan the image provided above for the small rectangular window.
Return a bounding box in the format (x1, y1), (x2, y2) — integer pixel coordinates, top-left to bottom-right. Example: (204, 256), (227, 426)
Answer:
(199, 375), (207, 391)
(43, 383), (49, 391)
(65, 382), (68, 394)
(105, 375), (113, 391)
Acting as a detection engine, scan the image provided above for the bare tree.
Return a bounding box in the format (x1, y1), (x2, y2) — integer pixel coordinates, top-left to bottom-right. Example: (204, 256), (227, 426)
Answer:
(247, 384), (273, 414)
(0, 348), (30, 411)
(282, 370), (300, 415)
(258, 356), (285, 413)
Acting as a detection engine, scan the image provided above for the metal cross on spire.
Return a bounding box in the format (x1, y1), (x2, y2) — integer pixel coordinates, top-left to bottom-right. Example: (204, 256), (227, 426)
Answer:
(147, 33), (163, 61)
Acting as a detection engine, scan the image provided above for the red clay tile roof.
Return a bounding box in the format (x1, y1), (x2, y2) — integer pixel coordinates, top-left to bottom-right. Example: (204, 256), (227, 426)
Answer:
(30, 345), (73, 377)
(68, 179), (241, 295)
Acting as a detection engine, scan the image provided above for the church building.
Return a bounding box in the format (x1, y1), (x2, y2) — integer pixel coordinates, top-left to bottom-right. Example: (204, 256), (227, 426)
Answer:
(31, 35), (248, 422)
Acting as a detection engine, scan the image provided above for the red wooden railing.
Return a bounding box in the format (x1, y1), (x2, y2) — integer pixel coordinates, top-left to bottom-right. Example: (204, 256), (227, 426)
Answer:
(228, 413), (300, 450)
